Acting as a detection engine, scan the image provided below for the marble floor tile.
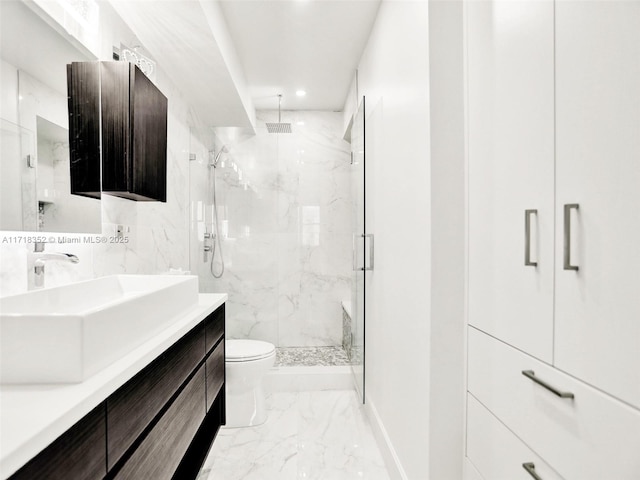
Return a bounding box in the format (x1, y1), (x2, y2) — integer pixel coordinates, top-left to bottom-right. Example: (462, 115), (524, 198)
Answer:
(200, 390), (390, 480)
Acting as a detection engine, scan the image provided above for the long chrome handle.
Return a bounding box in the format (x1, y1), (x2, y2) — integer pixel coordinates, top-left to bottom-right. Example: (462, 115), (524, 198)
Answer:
(563, 204), (579, 271)
(522, 462), (543, 480)
(522, 370), (574, 398)
(363, 233), (374, 271)
(525, 209), (538, 267)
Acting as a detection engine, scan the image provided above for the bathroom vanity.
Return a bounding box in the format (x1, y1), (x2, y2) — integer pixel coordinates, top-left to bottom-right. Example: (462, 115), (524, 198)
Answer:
(0, 293), (226, 480)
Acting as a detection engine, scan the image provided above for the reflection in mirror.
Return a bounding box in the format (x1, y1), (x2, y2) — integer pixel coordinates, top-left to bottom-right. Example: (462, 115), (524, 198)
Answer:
(36, 116), (101, 232)
(0, 120), (36, 231)
(0, 0), (101, 233)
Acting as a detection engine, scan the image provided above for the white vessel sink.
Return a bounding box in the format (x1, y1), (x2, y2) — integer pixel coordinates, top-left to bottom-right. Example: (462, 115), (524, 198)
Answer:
(0, 275), (199, 384)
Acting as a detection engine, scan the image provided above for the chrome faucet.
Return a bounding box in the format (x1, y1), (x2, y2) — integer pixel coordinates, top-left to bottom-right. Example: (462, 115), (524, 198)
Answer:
(29, 242), (80, 289)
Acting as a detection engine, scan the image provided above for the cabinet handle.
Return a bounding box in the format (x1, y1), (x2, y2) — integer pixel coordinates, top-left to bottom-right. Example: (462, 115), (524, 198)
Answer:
(522, 462), (543, 480)
(563, 204), (579, 271)
(525, 209), (538, 267)
(522, 370), (574, 398)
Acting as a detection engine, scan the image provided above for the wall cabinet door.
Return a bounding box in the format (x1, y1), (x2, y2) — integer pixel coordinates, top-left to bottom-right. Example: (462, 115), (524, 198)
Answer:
(467, 0), (555, 361)
(68, 61), (167, 202)
(67, 62), (102, 199)
(554, 0), (640, 410)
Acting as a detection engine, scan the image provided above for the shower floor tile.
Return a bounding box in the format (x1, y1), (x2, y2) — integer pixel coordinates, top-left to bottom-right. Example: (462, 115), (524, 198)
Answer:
(275, 346), (350, 367)
(199, 390), (390, 480)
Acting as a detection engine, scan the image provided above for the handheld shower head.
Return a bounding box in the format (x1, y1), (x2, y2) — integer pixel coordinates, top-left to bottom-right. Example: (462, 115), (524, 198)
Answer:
(210, 145), (229, 168)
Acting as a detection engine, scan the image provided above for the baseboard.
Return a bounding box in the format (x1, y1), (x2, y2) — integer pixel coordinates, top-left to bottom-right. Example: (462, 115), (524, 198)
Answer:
(364, 397), (409, 480)
(463, 457), (485, 480)
(264, 366), (352, 392)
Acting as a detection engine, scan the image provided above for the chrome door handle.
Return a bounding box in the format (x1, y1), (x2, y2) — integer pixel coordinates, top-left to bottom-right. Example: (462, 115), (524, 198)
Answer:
(563, 204), (579, 271)
(362, 233), (374, 271)
(525, 209), (538, 267)
(522, 462), (543, 480)
(353, 234), (374, 271)
(522, 370), (574, 399)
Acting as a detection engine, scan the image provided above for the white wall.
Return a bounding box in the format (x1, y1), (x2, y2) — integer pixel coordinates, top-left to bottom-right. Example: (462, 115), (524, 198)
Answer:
(355, 1), (433, 478)
(428, 0), (466, 478)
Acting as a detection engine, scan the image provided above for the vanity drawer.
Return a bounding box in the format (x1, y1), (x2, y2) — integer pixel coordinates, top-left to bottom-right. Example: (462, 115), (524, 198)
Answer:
(107, 321), (205, 468)
(9, 404), (106, 480)
(205, 304), (225, 353)
(467, 394), (562, 480)
(206, 337), (225, 411)
(468, 327), (640, 479)
(114, 365), (206, 479)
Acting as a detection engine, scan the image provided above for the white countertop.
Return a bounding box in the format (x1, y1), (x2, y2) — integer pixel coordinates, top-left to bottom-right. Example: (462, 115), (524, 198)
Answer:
(0, 293), (226, 479)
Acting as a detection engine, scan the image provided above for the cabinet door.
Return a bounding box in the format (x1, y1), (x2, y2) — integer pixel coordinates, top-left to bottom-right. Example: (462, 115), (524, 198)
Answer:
(554, 0), (640, 409)
(467, 0), (555, 361)
(114, 366), (206, 480)
(100, 61), (131, 195)
(130, 66), (167, 202)
(67, 62), (102, 199)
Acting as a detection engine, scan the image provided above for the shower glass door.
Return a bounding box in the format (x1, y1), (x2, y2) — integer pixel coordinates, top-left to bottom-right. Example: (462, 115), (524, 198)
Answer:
(350, 97), (366, 403)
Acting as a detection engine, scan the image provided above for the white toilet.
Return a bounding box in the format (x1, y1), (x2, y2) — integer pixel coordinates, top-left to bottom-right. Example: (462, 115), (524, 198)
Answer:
(224, 339), (276, 428)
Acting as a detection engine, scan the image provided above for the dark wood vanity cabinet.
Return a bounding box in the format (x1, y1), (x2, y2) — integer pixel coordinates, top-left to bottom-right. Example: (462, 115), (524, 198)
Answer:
(67, 61), (167, 202)
(9, 405), (106, 480)
(8, 305), (225, 480)
(106, 322), (206, 469)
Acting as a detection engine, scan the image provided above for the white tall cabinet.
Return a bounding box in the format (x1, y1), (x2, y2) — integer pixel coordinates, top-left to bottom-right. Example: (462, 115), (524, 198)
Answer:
(465, 0), (640, 478)
(554, 0), (640, 412)
(467, 0), (555, 362)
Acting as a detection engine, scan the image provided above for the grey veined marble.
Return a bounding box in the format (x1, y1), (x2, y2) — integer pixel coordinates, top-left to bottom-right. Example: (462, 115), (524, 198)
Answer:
(275, 346), (350, 367)
(200, 390), (390, 480)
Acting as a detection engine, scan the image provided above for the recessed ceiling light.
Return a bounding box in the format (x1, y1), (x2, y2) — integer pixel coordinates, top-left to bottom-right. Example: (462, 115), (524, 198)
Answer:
(296, 90), (306, 97)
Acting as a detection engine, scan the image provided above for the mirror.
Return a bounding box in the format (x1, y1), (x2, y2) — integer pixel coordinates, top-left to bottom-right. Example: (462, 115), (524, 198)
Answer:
(0, 0), (101, 233)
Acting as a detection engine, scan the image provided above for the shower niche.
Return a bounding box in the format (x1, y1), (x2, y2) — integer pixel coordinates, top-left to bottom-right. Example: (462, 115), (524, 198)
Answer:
(67, 61), (168, 202)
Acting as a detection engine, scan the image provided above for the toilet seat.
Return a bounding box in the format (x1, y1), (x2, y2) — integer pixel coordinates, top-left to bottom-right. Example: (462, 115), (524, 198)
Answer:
(226, 339), (275, 362)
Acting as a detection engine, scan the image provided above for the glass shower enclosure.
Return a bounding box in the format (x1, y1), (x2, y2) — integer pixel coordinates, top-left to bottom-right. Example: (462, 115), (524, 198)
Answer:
(350, 97), (368, 403)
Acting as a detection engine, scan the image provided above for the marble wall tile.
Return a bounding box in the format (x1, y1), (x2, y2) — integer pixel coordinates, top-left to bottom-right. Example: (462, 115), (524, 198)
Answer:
(0, 234), (94, 295)
(196, 111), (352, 348)
(0, 241), (28, 295)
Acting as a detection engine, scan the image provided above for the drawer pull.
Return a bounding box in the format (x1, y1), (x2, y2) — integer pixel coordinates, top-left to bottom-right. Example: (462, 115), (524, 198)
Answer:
(523, 462), (543, 480)
(521, 370), (574, 398)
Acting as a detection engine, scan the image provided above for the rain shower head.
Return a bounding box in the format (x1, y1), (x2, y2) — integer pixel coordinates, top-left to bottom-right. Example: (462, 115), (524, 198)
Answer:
(266, 94), (292, 134)
(266, 122), (292, 134)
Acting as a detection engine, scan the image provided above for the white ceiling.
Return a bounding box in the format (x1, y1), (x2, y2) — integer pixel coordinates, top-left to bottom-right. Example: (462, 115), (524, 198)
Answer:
(3, 0), (381, 129)
(112, 0), (381, 127)
(0, 0), (96, 96)
(218, 0), (381, 111)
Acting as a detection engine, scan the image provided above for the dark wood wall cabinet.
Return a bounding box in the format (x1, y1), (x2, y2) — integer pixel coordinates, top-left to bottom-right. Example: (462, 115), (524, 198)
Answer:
(67, 61), (168, 202)
(9, 304), (225, 480)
